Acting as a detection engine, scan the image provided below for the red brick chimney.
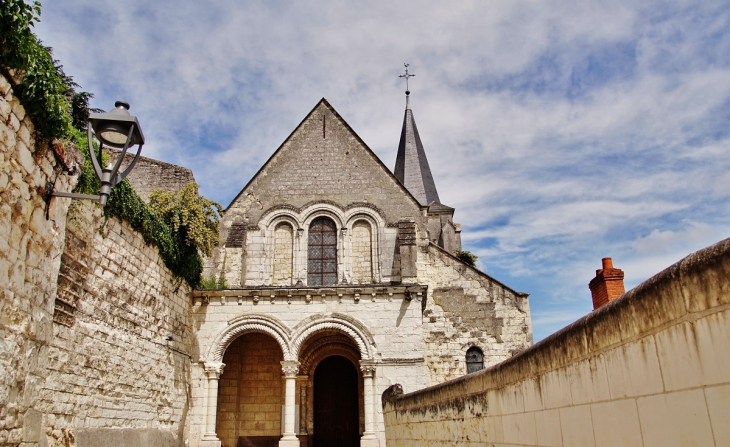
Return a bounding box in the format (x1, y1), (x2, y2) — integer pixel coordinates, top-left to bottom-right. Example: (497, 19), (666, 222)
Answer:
(589, 257), (625, 310)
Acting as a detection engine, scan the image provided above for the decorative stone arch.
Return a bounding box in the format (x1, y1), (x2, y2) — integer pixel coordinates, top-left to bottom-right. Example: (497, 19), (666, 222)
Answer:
(300, 202), (346, 229)
(205, 313), (294, 363)
(258, 208), (301, 230)
(299, 333), (362, 375)
(290, 313), (376, 361)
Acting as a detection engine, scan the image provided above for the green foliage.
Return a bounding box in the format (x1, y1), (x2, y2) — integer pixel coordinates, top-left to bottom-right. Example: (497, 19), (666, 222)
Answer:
(0, 0), (41, 70)
(73, 130), (220, 288)
(2, 1), (222, 288)
(105, 180), (206, 288)
(199, 274), (228, 290)
(454, 249), (478, 267)
(149, 184), (223, 258)
(1, 0), (101, 138)
(0, 0), (73, 138)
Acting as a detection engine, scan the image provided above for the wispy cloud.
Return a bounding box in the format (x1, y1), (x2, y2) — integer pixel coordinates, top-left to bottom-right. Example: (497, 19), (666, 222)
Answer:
(35, 0), (730, 341)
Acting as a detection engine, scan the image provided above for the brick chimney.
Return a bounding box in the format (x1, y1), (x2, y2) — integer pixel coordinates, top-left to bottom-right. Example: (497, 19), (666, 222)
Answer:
(589, 257), (625, 310)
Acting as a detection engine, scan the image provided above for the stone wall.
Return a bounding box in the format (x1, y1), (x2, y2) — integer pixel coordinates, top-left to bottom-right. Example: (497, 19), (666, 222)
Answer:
(0, 72), (81, 447)
(39, 202), (193, 446)
(0, 71), (194, 447)
(103, 148), (196, 203)
(419, 243), (532, 385)
(383, 236), (730, 447)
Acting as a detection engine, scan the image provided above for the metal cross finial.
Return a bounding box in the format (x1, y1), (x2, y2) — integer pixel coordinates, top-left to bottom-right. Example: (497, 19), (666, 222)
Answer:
(399, 63), (415, 92)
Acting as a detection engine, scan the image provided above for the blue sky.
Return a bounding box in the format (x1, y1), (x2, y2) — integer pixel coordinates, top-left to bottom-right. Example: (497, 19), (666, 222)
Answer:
(34, 0), (730, 341)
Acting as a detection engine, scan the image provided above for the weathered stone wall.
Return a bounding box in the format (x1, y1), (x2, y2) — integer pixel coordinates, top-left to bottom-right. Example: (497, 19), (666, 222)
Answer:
(0, 72), (81, 447)
(0, 71), (194, 447)
(103, 148), (196, 203)
(419, 243), (532, 385)
(383, 237), (730, 446)
(39, 201), (193, 446)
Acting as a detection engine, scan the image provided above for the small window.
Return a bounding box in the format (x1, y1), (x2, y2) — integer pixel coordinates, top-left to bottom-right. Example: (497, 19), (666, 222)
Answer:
(466, 347), (484, 374)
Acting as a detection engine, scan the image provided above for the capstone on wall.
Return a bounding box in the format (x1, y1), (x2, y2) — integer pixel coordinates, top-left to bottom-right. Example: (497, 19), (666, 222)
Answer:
(0, 72), (80, 447)
(383, 236), (730, 447)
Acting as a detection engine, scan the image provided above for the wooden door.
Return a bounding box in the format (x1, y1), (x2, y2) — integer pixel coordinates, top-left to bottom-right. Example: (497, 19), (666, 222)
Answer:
(313, 356), (359, 447)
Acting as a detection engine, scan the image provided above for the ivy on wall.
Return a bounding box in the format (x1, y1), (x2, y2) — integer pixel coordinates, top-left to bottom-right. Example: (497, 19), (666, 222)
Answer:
(0, 0), (72, 138)
(2, 0), (222, 288)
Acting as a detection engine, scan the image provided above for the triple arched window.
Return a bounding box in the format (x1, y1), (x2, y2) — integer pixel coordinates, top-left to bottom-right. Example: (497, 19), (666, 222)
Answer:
(308, 217), (338, 286)
(466, 347), (484, 374)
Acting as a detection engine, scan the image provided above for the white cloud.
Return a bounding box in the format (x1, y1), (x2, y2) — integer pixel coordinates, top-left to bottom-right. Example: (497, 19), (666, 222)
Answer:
(33, 0), (730, 341)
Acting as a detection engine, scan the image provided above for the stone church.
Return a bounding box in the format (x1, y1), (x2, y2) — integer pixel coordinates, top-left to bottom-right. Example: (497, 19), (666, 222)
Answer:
(192, 92), (533, 447)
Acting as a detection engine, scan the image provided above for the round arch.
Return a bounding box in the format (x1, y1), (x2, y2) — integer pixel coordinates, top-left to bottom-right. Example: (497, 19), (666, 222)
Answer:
(290, 313), (376, 360)
(205, 313), (294, 363)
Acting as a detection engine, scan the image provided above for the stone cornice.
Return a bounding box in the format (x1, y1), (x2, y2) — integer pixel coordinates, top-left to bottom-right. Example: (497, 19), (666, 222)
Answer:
(192, 284), (427, 301)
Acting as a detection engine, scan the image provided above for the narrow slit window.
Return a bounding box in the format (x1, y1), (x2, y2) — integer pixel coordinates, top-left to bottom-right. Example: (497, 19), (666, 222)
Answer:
(308, 217), (338, 286)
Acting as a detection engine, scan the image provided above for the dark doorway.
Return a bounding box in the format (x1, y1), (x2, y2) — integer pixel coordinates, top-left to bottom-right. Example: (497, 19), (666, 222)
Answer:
(313, 356), (360, 447)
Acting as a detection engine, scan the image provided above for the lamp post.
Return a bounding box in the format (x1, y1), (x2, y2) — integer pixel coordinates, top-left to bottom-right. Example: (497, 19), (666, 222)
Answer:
(50, 101), (145, 206)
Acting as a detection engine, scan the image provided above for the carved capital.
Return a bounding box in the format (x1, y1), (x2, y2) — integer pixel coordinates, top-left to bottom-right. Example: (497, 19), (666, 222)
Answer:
(204, 361), (225, 379)
(360, 361), (377, 378)
(281, 360), (300, 378)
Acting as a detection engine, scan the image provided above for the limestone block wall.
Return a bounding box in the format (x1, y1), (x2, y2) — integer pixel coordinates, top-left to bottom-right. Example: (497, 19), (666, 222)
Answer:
(0, 73), (81, 447)
(38, 201), (193, 446)
(419, 243), (532, 385)
(383, 236), (730, 447)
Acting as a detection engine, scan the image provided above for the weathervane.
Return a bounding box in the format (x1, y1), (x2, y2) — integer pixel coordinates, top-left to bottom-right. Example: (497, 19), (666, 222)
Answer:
(399, 63), (415, 93)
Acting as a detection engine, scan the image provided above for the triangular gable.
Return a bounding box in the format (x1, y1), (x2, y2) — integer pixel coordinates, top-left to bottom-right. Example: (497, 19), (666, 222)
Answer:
(226, 98), (424, 212)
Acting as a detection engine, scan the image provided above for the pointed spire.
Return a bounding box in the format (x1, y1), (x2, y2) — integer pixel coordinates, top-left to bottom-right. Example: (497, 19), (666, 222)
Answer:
(394, 90), (441, 206)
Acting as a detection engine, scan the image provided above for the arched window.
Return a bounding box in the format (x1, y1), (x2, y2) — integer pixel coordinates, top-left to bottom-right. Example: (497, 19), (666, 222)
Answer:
(308, 217), (338, 286)
(466, 347), (484, 374)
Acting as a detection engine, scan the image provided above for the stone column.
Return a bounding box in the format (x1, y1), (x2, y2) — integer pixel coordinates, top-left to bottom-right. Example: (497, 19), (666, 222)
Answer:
(202, 361), (225, 446)
(280, 361), (300, 447)
(360, 361), (379, 446)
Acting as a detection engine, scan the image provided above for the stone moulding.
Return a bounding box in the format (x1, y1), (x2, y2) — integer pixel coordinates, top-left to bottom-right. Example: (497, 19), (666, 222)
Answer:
(192, 284), (427, 304)
(206, 313), (293, 362)
(290, 312), (378, 360)
(203, 311), (383, 364)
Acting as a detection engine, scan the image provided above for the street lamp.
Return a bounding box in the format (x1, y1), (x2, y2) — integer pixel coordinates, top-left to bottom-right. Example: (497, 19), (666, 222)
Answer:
(50, 101), (145, 206)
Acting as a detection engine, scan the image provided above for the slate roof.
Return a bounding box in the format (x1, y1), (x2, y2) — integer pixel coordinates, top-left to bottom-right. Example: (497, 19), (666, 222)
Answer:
(394, 92), (441, 206)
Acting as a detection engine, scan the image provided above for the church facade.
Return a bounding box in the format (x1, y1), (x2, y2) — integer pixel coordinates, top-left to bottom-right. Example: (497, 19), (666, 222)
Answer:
(191, 94), (533, 447)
